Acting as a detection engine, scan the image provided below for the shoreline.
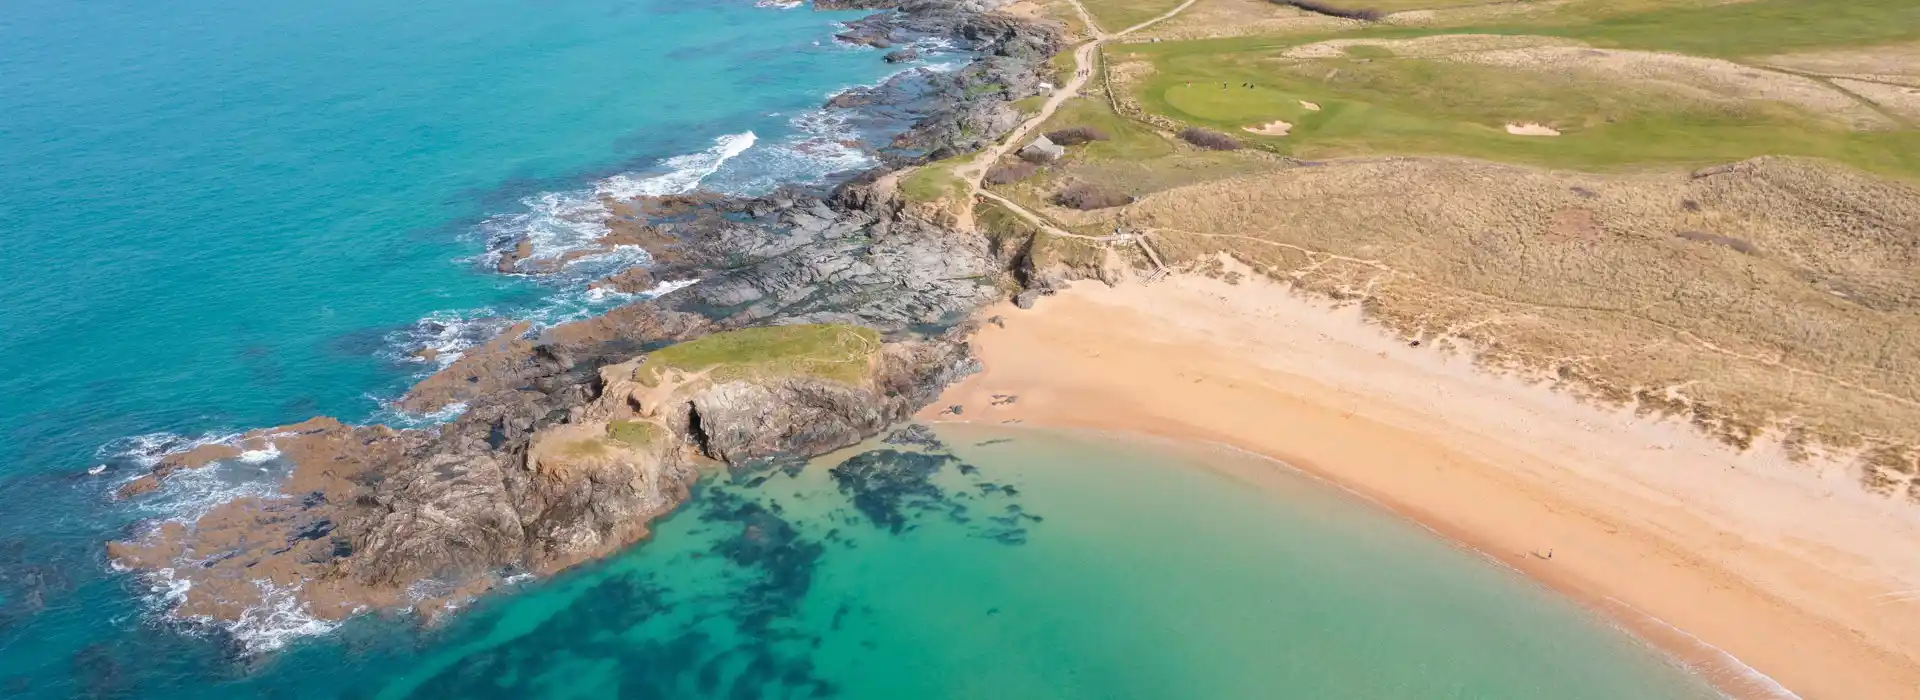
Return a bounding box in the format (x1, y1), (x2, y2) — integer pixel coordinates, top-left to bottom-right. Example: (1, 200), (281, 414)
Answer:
(921, 262), (1920, 700)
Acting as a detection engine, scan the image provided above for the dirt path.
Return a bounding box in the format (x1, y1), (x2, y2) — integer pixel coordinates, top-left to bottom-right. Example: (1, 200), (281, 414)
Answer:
(979, 188), (1171, 278)
(948, 0), (1197, 232)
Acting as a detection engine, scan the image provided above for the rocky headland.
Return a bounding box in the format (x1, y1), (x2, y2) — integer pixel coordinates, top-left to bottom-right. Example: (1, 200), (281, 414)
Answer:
(107, 0), (1066, 644)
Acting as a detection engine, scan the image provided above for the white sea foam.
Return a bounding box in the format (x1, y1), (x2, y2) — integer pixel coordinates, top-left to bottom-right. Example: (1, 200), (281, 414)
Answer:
(476, 132), (757, 276)
(383, 308), (514, 370)
(598, 131), (759, 200)
(647, 277), (703, 298)
(237, 444), (280, 464)
(109, 431), (238, 469)
(371, 399), (471, 429)
(150, 568), (192, 606)
(223, 580), (341, 655)
(706, 111), (873, 193)
(755, 0), (803, 8)
(134, 453), (288, 523)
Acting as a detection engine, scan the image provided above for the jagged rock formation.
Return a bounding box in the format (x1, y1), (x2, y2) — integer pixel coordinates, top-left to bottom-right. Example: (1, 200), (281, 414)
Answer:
(107, 325), (976, 626)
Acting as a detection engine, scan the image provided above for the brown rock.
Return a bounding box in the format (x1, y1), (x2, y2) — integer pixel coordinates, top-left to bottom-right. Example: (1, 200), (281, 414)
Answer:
(494, 236), (534, 274)
(587, 268), (656, 295)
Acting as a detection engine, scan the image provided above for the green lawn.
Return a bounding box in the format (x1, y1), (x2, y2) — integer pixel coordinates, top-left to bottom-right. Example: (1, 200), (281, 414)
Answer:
(1523, 0), (1920, 57)
(636, 324), (880, 386)
(899, 156), (970, 203)
(1110, 0), (1920, 180)
(1130, 0), (1920, 59)
(1137, 51), (1920, 177)
(1041, 97), (1179, 162)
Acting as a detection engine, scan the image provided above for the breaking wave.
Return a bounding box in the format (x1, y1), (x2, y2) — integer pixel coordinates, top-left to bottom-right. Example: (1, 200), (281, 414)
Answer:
(475, 131), (758, 275)
(101, 432), (293, 523)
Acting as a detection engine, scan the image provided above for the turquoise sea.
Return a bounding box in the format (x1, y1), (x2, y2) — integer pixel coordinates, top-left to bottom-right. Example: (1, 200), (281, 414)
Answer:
(0, 0), (1724, 697)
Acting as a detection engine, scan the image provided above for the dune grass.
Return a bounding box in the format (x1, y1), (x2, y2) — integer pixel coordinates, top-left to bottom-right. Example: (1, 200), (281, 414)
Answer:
(1079, 0), (1189, 33)
(636, 324), (880, 387)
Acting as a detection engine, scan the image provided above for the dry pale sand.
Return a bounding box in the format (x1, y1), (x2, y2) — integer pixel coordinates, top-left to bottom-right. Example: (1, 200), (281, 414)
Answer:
(1505, 122), (1561, 136)
(1242, 119), (1292, 136)
(924, 265), (1920, 700)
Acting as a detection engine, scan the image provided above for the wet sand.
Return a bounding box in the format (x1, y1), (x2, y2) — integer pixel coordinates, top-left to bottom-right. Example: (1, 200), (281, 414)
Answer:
(922, 265), (1920, 700)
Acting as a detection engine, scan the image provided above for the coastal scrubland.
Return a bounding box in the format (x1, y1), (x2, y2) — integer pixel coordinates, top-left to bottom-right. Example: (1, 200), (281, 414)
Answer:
(1077, 0), (1188, 32)
(1134, 157), (1920, 492)
(964, 0), (1920, 494)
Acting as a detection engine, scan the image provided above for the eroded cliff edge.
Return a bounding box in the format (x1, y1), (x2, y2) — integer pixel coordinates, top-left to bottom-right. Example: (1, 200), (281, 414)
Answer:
(107, 0), (1062, 639)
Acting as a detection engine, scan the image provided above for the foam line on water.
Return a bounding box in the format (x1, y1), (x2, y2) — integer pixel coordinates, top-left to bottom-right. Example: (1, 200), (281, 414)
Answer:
(597, 131), (758, 200)
(476, 131), (758, 272)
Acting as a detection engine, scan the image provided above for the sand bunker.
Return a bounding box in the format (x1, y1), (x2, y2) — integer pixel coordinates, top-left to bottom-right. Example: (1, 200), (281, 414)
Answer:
(1300, 100), (1321, 111)
(1243, 120), (1293, 136)
(1505, 122), (1561, 136)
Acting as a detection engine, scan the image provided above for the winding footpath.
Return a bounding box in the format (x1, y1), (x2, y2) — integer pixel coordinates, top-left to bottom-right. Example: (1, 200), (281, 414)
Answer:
(949, 0), (1195, 270)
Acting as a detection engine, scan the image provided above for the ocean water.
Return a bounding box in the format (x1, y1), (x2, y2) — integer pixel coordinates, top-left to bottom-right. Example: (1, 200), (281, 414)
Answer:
(0, 0), (920, 693)
(0, 0), (1728, 697)
(218, 425), (1723, 699)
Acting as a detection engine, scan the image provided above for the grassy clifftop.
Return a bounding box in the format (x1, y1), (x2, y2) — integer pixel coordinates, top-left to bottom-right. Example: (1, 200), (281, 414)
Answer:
(634, 324), (881, 387)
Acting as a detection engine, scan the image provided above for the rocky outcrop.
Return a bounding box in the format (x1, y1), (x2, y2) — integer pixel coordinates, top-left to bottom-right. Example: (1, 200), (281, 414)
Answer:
(108, 325), (974, 628)
(829, 4), (1063, 160)
(109, 155), (1007, 639)
(107, 0), (1056, 645)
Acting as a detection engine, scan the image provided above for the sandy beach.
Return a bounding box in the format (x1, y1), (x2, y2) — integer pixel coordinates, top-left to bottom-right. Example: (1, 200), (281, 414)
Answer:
(922, 263), (1920, 700)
